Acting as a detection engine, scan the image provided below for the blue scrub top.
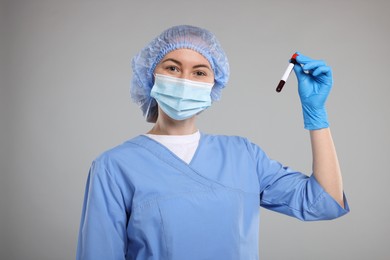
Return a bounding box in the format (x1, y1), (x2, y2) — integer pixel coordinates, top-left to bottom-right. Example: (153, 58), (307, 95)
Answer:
(77, 133), (349, 260)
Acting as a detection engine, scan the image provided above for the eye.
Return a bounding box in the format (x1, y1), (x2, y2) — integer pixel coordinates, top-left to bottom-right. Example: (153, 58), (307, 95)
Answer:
(194, 70), (207, 77)
(166, 66), (179, 72)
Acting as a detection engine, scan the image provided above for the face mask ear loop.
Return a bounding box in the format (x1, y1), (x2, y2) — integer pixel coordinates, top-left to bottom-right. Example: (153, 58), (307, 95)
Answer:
(144, 74), (157, 121)
(153, 73), (157, 84)
(144, 98), (153, 120)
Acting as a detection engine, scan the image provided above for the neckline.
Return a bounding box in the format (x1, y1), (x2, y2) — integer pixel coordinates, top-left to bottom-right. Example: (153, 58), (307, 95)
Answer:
(144, 130), (200, 144)
(137, 132), (206, 166)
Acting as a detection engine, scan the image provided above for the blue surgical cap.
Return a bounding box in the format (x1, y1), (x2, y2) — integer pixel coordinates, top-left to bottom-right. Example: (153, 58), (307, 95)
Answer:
(131, 25), (230, 122)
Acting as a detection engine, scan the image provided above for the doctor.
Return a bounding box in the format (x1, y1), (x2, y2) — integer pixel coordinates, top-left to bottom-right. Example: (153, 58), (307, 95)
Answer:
(77, 25), (349, 260)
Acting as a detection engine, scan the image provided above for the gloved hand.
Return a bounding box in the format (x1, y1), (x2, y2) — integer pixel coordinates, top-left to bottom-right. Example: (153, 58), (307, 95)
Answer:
(293, 53), (333, 130)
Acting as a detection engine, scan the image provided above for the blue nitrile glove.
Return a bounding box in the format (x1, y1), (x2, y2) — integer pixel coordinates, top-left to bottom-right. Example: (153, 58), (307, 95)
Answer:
(293, 53), (333, 130)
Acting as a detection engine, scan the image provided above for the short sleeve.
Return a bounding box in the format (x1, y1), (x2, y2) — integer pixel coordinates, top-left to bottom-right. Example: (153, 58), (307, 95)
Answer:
(248, 141), (349, 221)
(76, 160), (128, 260)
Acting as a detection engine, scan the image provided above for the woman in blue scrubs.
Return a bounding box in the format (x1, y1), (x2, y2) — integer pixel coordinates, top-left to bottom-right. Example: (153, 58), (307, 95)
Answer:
(77, 25), (349, 260)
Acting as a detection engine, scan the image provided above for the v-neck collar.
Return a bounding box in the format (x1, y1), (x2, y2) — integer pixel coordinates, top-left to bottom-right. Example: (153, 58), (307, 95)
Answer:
(140, 132), (204, 166)
(129, 133), (220, 188)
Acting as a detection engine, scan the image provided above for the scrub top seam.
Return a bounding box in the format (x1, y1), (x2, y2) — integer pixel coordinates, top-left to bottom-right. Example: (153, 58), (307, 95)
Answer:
(260, 189), (327, 215)
(260, 199), (303, 214)
(96, 161), (129, 214)
(157, 203), (170, 259)
(307, 175), (330, 212)
(130, 182), (260, 213)
(307, 189), (326, 213)
(131, 189), (215, 211)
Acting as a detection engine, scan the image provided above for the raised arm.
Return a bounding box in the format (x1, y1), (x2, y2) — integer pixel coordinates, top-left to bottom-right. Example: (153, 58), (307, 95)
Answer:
(293, 53), (345, 207)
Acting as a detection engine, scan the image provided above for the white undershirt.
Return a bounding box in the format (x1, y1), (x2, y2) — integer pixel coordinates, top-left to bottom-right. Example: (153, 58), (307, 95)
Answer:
(144, 131), (200, 164)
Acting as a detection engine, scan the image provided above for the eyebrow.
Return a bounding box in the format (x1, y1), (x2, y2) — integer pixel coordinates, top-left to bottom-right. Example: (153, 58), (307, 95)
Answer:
(160, 58), (212, 71)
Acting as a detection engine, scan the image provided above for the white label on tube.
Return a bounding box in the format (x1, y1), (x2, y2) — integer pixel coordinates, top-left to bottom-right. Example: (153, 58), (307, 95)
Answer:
(281, 63), (295, 82)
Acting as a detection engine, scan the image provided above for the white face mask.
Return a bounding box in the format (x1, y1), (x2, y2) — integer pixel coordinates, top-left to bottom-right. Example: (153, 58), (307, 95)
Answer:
(150, 74), (214, 121)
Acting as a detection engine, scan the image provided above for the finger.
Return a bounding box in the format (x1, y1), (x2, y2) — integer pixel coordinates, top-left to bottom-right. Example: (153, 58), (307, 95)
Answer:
(293, 62), (306, 80)
(295, 53), (314, 65)
(295, 53), (326, 67)
(302, 60), (327, 71)
(312, 65), (332, 77)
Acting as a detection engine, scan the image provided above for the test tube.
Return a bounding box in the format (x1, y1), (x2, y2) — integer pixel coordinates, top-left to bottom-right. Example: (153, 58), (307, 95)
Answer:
(276, 53), (299, 93)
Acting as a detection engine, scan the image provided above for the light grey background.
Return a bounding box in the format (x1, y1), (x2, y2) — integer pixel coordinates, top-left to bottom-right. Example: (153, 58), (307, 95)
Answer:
(1, 0), (389, 259)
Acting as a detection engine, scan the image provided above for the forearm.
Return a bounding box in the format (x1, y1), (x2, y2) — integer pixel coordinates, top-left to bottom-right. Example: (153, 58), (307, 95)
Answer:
(310, 128), (345, 208)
